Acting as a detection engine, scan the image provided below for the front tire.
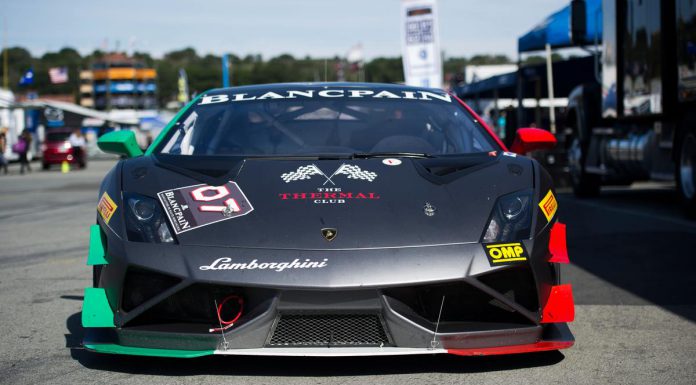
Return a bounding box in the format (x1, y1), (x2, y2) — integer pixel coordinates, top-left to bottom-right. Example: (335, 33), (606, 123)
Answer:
(677, 131), (696, 218)
(568, 136), (601, 197)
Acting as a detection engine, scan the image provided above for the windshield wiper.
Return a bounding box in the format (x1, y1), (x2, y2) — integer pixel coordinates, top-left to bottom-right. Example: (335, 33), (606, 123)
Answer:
(243, 154), (353, 160)
(352, 152), (433, 159)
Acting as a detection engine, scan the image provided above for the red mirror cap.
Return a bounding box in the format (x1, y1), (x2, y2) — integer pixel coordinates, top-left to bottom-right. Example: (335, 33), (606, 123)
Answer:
(509, 128), (557, 155)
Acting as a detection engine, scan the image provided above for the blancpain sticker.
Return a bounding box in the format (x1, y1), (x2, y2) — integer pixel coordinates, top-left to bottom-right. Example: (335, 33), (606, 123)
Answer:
(157, 181), (254, 234)
(199, 257), (328, 271)
(198, 89), (452, 105)
(382, 158), (402, 166)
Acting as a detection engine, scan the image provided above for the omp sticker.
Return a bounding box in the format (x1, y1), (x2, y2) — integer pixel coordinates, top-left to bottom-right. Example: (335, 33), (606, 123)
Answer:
(157, 181), (254, 234)
(97, 192), (117, 224)
(483, 242), (529, 266)
(539, 189), (558, 222)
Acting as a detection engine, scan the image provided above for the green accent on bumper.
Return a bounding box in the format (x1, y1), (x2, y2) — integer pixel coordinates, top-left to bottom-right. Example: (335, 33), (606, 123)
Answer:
(82, 288), (115, 327)
(145, 93), (204, 155)
(84, 343), (214, 358)
(87, 225), (108, 266)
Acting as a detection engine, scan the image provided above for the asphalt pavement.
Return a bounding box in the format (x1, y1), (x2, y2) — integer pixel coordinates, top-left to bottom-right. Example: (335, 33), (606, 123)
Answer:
(0, 159), (694, 385)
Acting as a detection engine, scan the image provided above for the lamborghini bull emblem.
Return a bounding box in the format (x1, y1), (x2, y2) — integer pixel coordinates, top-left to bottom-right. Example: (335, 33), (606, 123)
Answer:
(321, 228), (338, 241)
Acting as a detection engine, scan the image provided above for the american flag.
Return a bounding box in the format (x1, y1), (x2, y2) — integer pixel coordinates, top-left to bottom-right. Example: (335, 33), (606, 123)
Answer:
(48, 67), (69, 84)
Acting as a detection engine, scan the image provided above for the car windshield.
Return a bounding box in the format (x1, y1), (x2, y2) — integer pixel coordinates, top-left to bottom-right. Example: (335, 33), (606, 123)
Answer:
(46, 132), (71, 142)
(157, 87), (499, 157)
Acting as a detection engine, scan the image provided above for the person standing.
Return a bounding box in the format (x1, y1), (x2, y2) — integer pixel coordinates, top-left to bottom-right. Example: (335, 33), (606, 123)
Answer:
(14, 129), (32, 174)
(68, 129), (87, 168)
(0, 127), (8, 174)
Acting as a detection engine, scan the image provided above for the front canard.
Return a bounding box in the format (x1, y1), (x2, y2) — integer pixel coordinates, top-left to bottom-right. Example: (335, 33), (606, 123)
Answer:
(157, 181), (254, 234)
(97, 192), (117, 224)
(483, 242), (529, 266)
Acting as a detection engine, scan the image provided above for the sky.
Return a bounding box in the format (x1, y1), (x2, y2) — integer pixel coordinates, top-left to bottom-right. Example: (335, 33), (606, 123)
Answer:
(2, 0), (567, 60)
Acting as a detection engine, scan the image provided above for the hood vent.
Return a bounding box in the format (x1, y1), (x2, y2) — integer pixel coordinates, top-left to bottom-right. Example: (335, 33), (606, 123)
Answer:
(414, 154), (498, 184)
(154, 155), (246, 184)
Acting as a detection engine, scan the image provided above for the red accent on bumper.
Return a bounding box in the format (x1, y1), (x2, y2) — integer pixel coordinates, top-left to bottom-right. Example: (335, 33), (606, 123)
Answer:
(548, 222), (569, 263)
(541, 284), (575, 323)
(447, 340), (574, 356)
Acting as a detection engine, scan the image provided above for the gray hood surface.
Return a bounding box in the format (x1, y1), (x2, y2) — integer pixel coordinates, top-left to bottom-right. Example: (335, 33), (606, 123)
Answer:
(121, 155), (534, 249)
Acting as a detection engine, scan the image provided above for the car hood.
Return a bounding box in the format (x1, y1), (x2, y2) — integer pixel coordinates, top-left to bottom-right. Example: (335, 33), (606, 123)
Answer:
(121, 154), (535, 249)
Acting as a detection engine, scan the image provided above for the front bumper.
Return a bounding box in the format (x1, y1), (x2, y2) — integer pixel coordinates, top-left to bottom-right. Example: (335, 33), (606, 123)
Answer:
(43, 150), (76, 164)
(83, 284), (573, 357)
(82, 223), (574, 358)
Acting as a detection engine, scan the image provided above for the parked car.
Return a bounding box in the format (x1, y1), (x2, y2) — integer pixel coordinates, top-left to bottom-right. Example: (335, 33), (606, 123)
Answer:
(42, 129), (86, 169)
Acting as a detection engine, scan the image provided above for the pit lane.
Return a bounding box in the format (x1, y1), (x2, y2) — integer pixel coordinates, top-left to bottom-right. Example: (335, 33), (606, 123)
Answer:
(0, 160), (694, 384)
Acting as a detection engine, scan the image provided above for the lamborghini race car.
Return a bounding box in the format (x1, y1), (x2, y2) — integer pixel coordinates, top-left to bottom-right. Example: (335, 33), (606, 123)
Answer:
(82, 83), (574, 358)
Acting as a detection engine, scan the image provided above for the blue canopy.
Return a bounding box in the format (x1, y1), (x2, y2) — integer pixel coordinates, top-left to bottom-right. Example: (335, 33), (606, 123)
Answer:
(518, 0), (602, 53)
(455, 56), (596, 100)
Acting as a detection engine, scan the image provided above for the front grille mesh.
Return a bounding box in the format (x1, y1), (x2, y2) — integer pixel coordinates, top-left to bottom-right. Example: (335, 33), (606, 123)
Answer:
(268, 313), (389, 347)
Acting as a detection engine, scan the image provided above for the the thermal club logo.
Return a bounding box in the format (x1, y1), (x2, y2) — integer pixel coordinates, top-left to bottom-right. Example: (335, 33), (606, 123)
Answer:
(539, 190), (558, 222)
(97, 191), (117, 224)
(483, 242), (529, 266)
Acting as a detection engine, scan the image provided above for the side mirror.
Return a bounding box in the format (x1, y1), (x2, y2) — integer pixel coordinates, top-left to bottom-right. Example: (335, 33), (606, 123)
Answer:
(509, 128), (557, 155)
(97, 130), (144, 158)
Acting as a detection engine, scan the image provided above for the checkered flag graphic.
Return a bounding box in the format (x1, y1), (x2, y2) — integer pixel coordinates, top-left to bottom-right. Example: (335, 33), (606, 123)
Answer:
(280, 164), (323, 183)
(334, 164), (378, 182)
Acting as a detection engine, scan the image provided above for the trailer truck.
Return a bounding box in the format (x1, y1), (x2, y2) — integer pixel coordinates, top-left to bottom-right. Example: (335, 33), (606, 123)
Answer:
(565, 0), (696, 216)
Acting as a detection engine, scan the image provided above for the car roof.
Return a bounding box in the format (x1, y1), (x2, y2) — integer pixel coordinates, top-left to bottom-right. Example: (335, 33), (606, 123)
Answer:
(203, 82), (451, 96)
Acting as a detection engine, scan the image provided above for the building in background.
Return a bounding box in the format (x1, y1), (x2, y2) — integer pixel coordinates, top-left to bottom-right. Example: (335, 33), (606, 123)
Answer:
(79, 53), (157, 111)
(79, 70), (94, 108)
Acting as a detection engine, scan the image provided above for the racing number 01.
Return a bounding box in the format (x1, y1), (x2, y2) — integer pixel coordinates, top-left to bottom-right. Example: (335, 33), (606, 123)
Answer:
(190, 185), (241, 213)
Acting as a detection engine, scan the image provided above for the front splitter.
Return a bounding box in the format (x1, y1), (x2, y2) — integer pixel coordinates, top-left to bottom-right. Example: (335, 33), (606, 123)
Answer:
(85, 339), (573, 358)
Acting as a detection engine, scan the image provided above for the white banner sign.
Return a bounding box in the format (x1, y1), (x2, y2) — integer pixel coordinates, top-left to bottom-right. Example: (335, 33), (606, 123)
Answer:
(401, 0), (442, 89)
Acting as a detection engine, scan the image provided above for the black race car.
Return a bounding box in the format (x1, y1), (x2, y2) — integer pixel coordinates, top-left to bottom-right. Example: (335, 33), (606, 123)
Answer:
(83, 83), (574, 358)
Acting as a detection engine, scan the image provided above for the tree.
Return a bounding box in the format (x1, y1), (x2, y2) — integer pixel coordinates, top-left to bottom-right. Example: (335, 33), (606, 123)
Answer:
(1, 47), (33, 89)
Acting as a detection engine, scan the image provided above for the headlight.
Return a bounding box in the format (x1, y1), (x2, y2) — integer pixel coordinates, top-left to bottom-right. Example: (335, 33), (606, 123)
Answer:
(481, 189), (533, 243)
(124, 193), (176, 244)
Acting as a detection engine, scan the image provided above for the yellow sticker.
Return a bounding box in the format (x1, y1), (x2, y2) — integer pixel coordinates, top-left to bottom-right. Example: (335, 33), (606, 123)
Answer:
(539, 189), (558, 222)
(97, 192), (117, 224)
(483, 242), (528, 266)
